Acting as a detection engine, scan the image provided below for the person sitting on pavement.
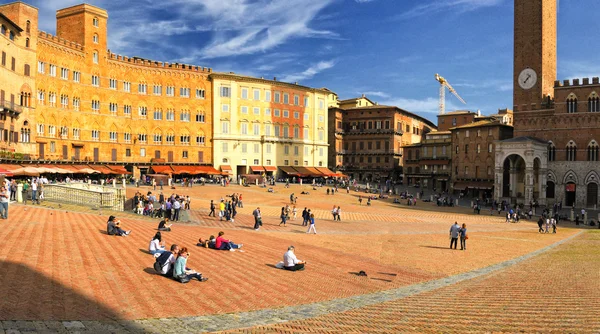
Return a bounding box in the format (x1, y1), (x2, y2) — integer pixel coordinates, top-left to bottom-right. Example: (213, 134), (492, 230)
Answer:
(283, 245), (306, 271)
(149, 232), (166, 255)
(197, 235), (216, 249)
(158, 218), (172, 232)
(106, 216), (131, 236)
(155, 244), (179, 277)
(215, 231), (243, 251)
(173, 247), (208, 283)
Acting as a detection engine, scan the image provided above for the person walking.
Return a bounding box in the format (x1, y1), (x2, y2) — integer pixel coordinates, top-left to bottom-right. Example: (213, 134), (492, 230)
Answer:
(449, 222), (460, 249)
(172, 199), (181, 221)
(279, 207), (287, 227)
(0, 184), (9, 219)
(331, 205), (338, 220)
(551, 218), (557, 233)
(537, 217), (544, 233)
(219, 200), (225, 221)
(306, 213), (317, 234)
(208, 200), (216, 217)
(336, 206), (341, 221)
(253, 207), (262, 231)
(459, 223), (467, 250)
(301, 207), (309, 226)
(545, 218), (550, 233)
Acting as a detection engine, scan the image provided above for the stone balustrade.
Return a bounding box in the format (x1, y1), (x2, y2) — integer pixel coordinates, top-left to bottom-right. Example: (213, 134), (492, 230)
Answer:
(43, 183), (125, 211)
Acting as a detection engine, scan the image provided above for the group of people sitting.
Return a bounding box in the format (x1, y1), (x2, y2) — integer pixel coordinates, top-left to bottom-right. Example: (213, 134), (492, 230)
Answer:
(133, 191), (190, 221)
(197, 231), (243, 251)
(152, 242), (208, 283)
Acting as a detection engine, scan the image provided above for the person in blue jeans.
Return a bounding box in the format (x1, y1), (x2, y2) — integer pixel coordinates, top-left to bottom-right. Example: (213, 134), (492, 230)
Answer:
(279, 207), (287, 227)
(459, 223), (467, 250)
(173, 247), (208, 283)
(0, 184), (9, 219)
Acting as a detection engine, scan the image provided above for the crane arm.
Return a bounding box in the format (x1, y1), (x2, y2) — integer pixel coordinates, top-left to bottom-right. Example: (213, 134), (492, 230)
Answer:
(445, 83), (466, 105)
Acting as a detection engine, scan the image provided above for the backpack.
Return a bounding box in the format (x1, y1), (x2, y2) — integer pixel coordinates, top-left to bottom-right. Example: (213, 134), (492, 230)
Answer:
(153, 252), (172, 274)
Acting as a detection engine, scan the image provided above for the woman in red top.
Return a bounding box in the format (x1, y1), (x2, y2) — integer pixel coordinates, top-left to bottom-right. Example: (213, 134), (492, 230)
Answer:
(215, 231), (243, 251)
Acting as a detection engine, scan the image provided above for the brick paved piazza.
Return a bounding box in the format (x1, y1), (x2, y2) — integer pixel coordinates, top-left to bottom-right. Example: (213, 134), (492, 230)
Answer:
(1, 184), (598, 333)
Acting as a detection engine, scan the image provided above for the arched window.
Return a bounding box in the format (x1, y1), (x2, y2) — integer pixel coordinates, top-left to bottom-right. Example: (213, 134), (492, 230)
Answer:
(93, 33), (99, 43)
(548, 142), (556, 161)
(26, 20), (30, 34)
(566, 141), (577, 161)
(25, 38), (29, 48)
(567, 95), (578, 113)
(92, 51), (98, 64)
(0, 25), (6, 35)
(588, 93), (600, 112)
(588, 141), (599, 161)
(9, 31), (14, 41)
(93, 17), (99, 27)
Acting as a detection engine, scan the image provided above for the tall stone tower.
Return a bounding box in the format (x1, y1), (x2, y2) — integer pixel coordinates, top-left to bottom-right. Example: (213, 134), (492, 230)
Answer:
(56, 4), (108, 66)
(513, 0), (557, 111)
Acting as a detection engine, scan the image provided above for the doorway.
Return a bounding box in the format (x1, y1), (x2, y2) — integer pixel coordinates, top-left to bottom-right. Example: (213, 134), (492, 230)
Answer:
(587, 183), (598, 207)
(565, 182), (576, 207)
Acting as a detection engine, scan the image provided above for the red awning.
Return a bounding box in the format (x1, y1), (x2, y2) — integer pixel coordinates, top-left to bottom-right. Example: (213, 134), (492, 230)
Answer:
(0, 167), (13, 177)
(151, 165), (173, 175)
(171, 166), (197, 175)
(0, 164), (21, 173)
(221, 165), (232, 173)
(107, 165), (131, 175)
(305, 167), (323, 177)
(316, 167), (336, 177)
(90, 165), (115, 175)
(263, 166), (277, 172)
(249, 166), (265, 173)
(195, 166), (221, 175)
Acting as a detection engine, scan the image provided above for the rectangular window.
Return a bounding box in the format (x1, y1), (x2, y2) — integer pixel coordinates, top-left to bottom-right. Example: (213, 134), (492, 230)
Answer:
(318, 130), (324, 141)
(284, 145), (289, 155)
(241, 88), (248, 99)
(195, 113), (205, 123)
(283, 127), (289, 138)
(241, 143), (247, 153)
(241, 106), (248, 114)
(253, 107), (260, 115)
(60, 68), (68, 80)
(37, 61), (45, 74)
(166, 110), (175, 121)
(91, 100), (100, 112)
(109, 131), (117, 142)
(166, 86), (175, 96)
(294, 146), (299, 156)
(182, 151), (188, 158)
(60, 95), (68, 109)
(319, 147), (324, 157)
(274, 92), (280, 103)
(274, 125), (280, 137)
(180, 87), (190, 97)
(91, 75), (99, 86)
(222, 142), (228, 153)
(222, 104), (230, 112)
(304, 96), (309, 106)
(123, 81), (130, 92)
(73, 128), (80, 139)
(283, 110), (289, 118)
(153, 85), (162, 95)
(241, 123), (248, 135)
(274, 109), (280, 117)
(196, 136), (205, 145)
(253, 124), (260, 136)
(73, 71), (80, 82)
(266, 144), (272, 154)
(294, 127), (299, 138)
(265, 125), (272, 136)
(265, 108), (271, 116)
(253, 89), (260, 100)
(195, 89), (205, 99)
(304, 128), (309, 139)
(304, 113), (309, 120)
(138, 106), (147, 118)
(221, 121), (229, 134)
(294, 95), (299, 106)
(140, 148), (146, 157)
(109, 78), (117, 89)
(265, 91), (271, 102)
(254, 143), (259, 153)
(49, 64), (56, 77)
(153, 109), (162, 120)
(283, 93), (289, 104)
(294, 112), (299, 119)
(73, 97), (80, 111)
(91, 130), (100, 141)
(109, 102), (118, 114)
(125, 148), (131, 157)
(138, 83), (147, 94)
(123, 105), (131, 115)
(124, 133), (131, 143)
(319, 115), (324, 122)
(318, 98), (324, 109)
(220, 86), (231, 97)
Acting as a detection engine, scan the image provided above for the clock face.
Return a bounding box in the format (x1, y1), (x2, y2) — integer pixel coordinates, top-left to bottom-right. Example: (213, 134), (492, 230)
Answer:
(518, 68), (537, 90)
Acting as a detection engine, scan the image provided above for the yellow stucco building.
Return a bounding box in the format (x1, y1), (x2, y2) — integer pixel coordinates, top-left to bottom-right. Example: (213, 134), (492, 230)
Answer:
(210, 73), (330, 180)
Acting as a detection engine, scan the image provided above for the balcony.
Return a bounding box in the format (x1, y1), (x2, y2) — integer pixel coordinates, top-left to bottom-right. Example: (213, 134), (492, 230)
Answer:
(339, 128), (403, 136)
(338, 149), (402, 156)
(0, 100), (23, 115)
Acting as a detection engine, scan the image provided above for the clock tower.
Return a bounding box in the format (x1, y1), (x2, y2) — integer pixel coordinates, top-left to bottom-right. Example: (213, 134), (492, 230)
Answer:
(513, 0), (557, 111)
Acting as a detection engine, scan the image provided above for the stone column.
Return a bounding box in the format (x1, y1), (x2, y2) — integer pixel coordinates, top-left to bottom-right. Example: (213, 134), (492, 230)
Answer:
(510, 168), (518, 198)
(122, 179), (126, 188)
(524, 167), (534, 205)
(495, 167), (503, 201)
(112, 179), (116, 188)
(538, 168), (547, 206)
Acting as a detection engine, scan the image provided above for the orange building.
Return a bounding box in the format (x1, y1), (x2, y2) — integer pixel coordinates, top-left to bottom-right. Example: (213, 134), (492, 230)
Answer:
(0, 2), (213, 176)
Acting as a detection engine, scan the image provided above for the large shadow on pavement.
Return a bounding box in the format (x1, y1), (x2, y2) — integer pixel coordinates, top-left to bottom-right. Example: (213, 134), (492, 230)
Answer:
(0, 260), (142, 329)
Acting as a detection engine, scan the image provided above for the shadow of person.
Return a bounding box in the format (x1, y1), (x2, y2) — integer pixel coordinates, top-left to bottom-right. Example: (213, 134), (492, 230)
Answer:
(420, 245), (455, 250)
(139, 248), (152, 255)
(0, 260), (144, 331)
(265, 264), (279, 269)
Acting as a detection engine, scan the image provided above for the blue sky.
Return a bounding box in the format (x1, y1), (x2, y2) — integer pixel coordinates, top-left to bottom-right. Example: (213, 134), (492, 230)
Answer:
(12, 0), (600, 123)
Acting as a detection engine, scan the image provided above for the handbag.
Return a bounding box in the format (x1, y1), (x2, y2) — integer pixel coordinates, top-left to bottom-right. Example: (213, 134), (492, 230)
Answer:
(177, 275), (191, 283)
(465, 235), (469, 240)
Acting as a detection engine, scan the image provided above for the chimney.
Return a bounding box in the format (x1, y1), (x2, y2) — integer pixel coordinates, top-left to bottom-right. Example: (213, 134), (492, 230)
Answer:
(273, 77), (277, 81)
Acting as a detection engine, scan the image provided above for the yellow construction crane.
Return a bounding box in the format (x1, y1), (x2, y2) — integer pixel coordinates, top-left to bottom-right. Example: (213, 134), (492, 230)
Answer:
(435, 73), (466, 114)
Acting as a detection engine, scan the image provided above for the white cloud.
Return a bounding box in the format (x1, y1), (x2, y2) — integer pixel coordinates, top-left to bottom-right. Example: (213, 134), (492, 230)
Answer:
(396, 0), (504, 20)
(561, 60), (600, 81)
(355, 0), (376, 3)
(362, 91), (390, 98)
(279, 60), (335, 83)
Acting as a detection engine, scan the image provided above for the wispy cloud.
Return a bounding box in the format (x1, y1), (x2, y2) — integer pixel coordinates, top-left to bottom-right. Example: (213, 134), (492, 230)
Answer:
(280, 60), (336, 83)
(362, 91), (390, 98)
(396, 0), (504, 20)
(561, 60), (600, 81)
(355, 0), (376, 3)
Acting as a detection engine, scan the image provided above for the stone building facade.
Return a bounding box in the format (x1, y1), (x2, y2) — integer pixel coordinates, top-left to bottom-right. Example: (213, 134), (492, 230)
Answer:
(403, 131), (452, 191)
(210, 73), (330, 180)
(496, 0), (600, 208)
(329, 104), (436, 182)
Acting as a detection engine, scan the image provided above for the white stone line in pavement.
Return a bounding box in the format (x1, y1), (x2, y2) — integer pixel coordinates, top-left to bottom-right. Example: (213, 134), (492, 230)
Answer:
(134, 230), (583, 333)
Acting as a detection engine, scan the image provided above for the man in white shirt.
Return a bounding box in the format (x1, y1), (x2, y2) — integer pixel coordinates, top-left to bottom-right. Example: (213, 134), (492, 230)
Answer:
(31, 181), (38, 203)
(172, 200), (181, 221)
(283, 246), (306, 271)
(157, 244), (179, 276)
